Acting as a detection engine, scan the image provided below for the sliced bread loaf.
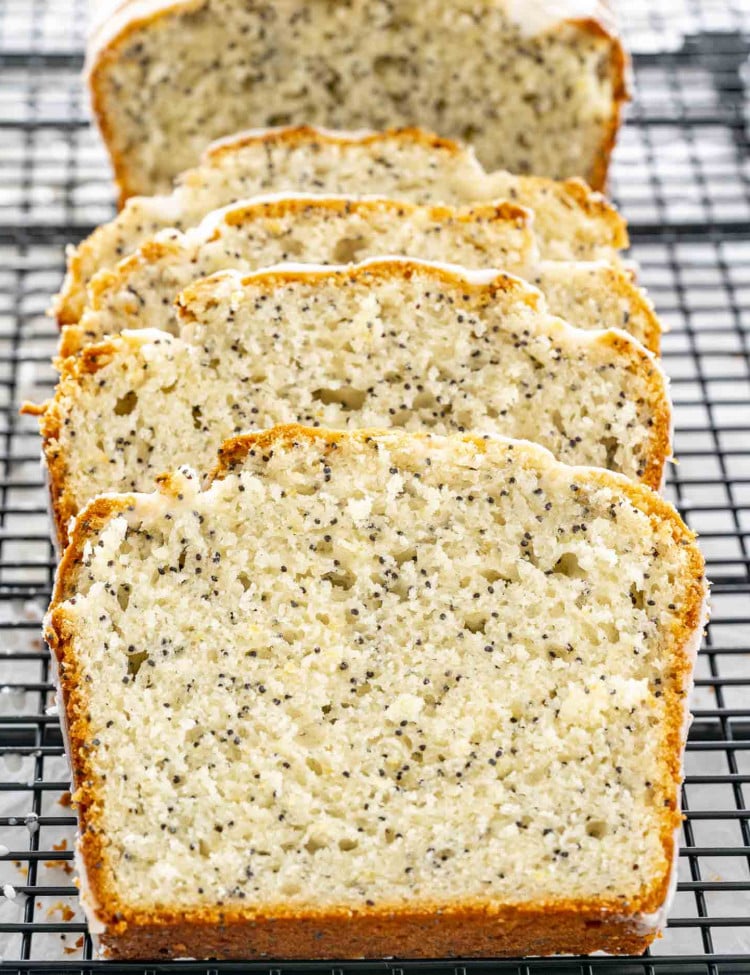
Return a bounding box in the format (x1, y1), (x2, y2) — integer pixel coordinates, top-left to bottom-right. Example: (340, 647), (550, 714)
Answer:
(36, 259), (670, 546)
(46, 425), (705, 960)
(55, 126), (628, 325)
(87, 0), (627, 200)
(66, 194), (659, 356)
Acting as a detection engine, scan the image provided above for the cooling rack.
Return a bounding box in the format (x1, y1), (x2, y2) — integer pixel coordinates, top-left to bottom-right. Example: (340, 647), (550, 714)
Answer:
(1, 0), (750, 971)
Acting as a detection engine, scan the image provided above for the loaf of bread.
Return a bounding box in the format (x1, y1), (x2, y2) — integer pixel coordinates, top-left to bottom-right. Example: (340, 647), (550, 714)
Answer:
(55, 126), (628, 325)
(35, 258), (670, 545)
(66, 194), (658, 357)
(87, 0), (628, 201)
(46, 425), (705, 960)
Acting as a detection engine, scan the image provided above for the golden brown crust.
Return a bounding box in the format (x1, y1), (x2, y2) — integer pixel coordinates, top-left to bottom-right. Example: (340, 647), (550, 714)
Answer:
(56, 218), (141, 326)
(55, 261), (92, 327)
(176, 261), (536, 320)
(97, 904), (656, 959)
(214, 424), (678, 536)
(26, 340), (124, 548)
(222, 194), (531, 228)
(84, 233), (185, 315)
(205, 129), (629, 247)
(566, 16), (631, 192)
(47, 424), (704, 960)
(61, 191), (638, 358)
(600, 265), (660, 356)
(598, 330), (670, 490)
(19, 401), (46, 417)
(205, 123), (465, 166)
(59, 233), (184, 356)
(57, 325), (88, 361)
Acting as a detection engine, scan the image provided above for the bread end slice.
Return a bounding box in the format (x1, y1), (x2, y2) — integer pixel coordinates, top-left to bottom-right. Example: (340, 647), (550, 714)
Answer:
(87, 0), (628, 199)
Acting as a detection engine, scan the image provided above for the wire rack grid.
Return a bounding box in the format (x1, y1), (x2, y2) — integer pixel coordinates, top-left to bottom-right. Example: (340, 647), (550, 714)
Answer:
(1, 0), (750, 972)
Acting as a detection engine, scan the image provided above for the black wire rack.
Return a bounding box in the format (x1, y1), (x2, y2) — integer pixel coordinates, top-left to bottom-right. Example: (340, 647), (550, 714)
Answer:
(1, 0), (750, 972)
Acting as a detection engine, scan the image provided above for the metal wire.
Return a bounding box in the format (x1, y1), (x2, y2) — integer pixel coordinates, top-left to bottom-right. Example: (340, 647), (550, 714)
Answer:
(1, 0), (750, 971)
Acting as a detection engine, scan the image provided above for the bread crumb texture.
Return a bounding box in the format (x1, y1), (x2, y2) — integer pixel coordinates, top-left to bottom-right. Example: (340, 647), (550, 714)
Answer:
(72, 196), (657, 354)
(47, 428), (704, 959)
(42, 260), (670, 542)
(89, 0), (626, 197)
(55, 126), (627, 324)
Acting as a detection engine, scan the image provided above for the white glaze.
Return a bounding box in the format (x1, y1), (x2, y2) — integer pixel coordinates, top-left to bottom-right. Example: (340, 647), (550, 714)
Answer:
(505, 0), (605, 36)
(205, 125), (378, 157)
(88, 0), (129, 29)
(233, 255), (516, 289)
(190, 192), (411, 241)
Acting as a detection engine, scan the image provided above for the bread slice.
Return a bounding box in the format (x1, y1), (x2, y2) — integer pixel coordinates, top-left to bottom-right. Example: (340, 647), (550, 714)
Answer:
(87, 0), (627, 200)
(45, 425), (706, 960)
(55, 126), (628, 325)
(528, 261), (660, 356)
(35, 258), (670, 546)
(66, 194), (658, 357)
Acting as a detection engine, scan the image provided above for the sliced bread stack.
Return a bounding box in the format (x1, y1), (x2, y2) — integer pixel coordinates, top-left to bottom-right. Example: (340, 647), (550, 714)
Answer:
(40, 258), (669, 545)
(43, 123), (667, 543)
(55, 126), (628, 324)
(33, 113), (704, 962)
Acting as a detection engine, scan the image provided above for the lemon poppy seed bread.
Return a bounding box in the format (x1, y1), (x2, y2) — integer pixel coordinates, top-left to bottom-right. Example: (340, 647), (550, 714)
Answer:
(65, 194), (658, 356)
(55, 126), (628, 325)
(34, 259), (670, 546)
(46, 425), (705, 959)
(87, 0), (628, 201)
